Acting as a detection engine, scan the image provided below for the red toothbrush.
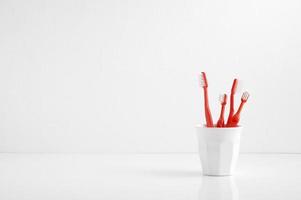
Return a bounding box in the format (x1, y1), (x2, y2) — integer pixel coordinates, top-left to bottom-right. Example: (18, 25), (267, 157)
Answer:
(199, 72), (214, 127)
(216, 94), (227, 127)
(228, 91), (250, 127)
(226, 79), (239, 126)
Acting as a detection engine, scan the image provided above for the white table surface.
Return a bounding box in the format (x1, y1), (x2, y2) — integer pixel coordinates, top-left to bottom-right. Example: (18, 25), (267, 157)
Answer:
(0, 153), (300, 200)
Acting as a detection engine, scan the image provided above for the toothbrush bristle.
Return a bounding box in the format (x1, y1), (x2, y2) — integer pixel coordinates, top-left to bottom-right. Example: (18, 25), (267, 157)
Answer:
(199, 72), (208, 87)
(241, 91), (250, 101)
(219, 94), (227, 104)
(223, 94), (227, 104)
(219, 94), (224, 103)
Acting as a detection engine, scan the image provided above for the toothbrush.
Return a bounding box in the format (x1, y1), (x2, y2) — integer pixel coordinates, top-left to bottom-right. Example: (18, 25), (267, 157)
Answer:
(226, 79), (239, 126)
(228, 91), (250, 127)
(216, 94), (227, 127)
(199, 72), (214, 127)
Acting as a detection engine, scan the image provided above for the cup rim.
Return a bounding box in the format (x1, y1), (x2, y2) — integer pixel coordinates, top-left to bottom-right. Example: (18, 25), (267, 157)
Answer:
(195, 124), (242, 130)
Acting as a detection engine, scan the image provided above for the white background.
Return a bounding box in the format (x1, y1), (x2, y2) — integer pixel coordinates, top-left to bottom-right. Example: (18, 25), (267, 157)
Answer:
(0, 0), (300, 153)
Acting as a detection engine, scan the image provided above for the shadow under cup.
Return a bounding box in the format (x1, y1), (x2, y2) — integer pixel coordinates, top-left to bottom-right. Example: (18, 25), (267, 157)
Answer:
(196, 125), (242, 176)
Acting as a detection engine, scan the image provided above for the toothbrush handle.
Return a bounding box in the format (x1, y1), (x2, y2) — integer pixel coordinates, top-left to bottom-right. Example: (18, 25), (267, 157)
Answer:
(204, 88), (214, 127)
(217, 105), (225, 127)
(226, 79), (238, 126)
(226, 93), (235, 126)
(235, 101), (245, 117)
(229, 101), (245, 126)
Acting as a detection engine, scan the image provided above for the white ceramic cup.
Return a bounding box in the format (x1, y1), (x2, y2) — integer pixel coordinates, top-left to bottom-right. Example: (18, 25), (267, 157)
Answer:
(196, 125), (242, 176)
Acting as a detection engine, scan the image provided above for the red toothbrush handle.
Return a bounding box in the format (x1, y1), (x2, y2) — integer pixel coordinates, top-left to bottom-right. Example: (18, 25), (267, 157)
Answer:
(205, 106), (214, 127)
(226, 93), (235, 126)
(226, 79), (238, 126)
(204, 88), (214, 127)
(228, 101), (245, 127)
(217, 105), (225, 127)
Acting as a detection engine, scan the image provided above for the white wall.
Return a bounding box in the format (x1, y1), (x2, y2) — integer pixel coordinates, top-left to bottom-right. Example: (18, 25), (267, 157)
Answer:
(0, 0), (301, 153)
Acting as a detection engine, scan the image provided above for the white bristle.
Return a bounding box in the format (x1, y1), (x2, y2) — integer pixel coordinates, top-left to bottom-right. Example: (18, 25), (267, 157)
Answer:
(219, 94), (225, 103)
(198, 73), (205, 87)
(242, 91), (250, 100)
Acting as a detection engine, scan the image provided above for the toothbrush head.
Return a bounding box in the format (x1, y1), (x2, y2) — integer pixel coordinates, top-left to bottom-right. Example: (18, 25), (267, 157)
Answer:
(219, 94), (227, 105)
(241, 91), (250, 102)
(199, 72), (208, 88)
